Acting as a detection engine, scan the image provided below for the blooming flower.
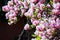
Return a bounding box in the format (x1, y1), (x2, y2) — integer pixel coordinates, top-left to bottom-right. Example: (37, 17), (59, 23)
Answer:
(30, 0), (38, 3)
(24, 24), (30, 30)
(32, 20), (39, 26)
(36, 24), (45, 31)
(2, 6), (10, 12)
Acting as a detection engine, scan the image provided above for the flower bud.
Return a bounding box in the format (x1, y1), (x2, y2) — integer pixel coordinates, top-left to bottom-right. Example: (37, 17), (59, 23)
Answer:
(24, 24), (30, 30)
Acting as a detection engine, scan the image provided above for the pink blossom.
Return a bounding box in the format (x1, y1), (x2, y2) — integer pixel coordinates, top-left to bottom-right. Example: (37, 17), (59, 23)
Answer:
(36, 24), (45, 31)
(24, 24), (30, 30)
(34, 30), (39, 35)
(39, 4), (45, 11)
(53, 0), (60, 2)
(46, 4), (51, 8)
(24, 12), (29, 17)
(23, 0), (28, 9)
(37, 13), (41, 18)
(52, 9), (59, 15)
(8, 1), (13, 6)
(32, 20), (39, 26)
(49, 20), (56, 28)
(46, 29), (51, 35)
(5, 12), (10, 19)
(14, 0), (18, 4)
(31, 18), (35, 23)
(24, 8), (34, 17)
(30, 3), (35, 10)
(39, 0), (45, 4)
(55, 18), (60, 28)
(44, 22), (48, 27)
(21, 8), (26, 13)
(30, 0), (38, 3)
(8, 6), (13, 10)
(39, 32), (45, 37)
(53, 3), (60, 9)
(2, 5), (10, 12)
(17, 1), (23, 6)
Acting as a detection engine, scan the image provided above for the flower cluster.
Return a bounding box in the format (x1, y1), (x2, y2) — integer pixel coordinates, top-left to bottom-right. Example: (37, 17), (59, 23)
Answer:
(2, 0), (28, 25)
(2, 0), (60, 40)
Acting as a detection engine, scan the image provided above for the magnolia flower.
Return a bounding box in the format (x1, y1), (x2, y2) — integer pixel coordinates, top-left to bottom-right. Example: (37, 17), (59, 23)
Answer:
(46, 4), (51, 8)
(46, 29), (52, 35)
(34, 30), (39, 35)
(8, 1), (13, 6)
(39, 4), (45, 11)
(5, 12), (10, 19)
(14, 0), (18, 4)
(52, 9), (59, 15)
(41, 36), (47, 40)
(55, 18), (60, 28)
(53, 0), (60, 2)
(2, 5), (10, 12)
(23, 0), (28, 9)
(36, 24), (45, 31)
(37, 13), (41, 18)
(39, 31), (45, 37)
(53, 3), (60, 9)
(30, 3), (35, 10)
(17, 1), (23, 6)
(21, 8), (26, 13)
(30, 0), (38, 3)
(24, 24), (30, 30)
(49, 19), (56, 28)
(32, 20), (39, 26)
(24, 12), (29, 17)
(39, 0), (45, 4)
(24, 8), (34, 17)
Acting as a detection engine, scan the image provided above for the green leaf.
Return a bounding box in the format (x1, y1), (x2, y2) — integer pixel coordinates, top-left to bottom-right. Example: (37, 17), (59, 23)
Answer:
(50, 0), (53, 4)
(30, 25), (34, 28)
(32, 34), (36, 37)
(34, 11), (38, 17)
(36, 36), (41, 40)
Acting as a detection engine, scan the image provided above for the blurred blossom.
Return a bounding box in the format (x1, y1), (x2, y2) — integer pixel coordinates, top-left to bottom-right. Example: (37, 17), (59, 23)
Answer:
(32, 20), (39, 26)
(24, 24), (30, 30)
(39, 0), (45, 4)
(55, 18), (60, 28)
(37, 13), (41, 18)
(8, 1), (14, 6)
(34, 30), (39, 35)
(17, 1), (23, 6)
(14, 0), (18, 4)
(52, 9), (59, 15)
(31, 18), (35, 23)
(53, 3), (60, 9)
(2, 5), (10, 12)
(36, 24), (45, 31)
(39, 4), (45, 11)
(30, 0), (38, 3)
(46, 4), (51, 8)
(21, 8), (26, 13)
(5, 12), (10, 19)
(24, 12), (29, 17)
(53, 0), (60, 2)
(30, 3), (35, 10)
(23, 0), (28, 9)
